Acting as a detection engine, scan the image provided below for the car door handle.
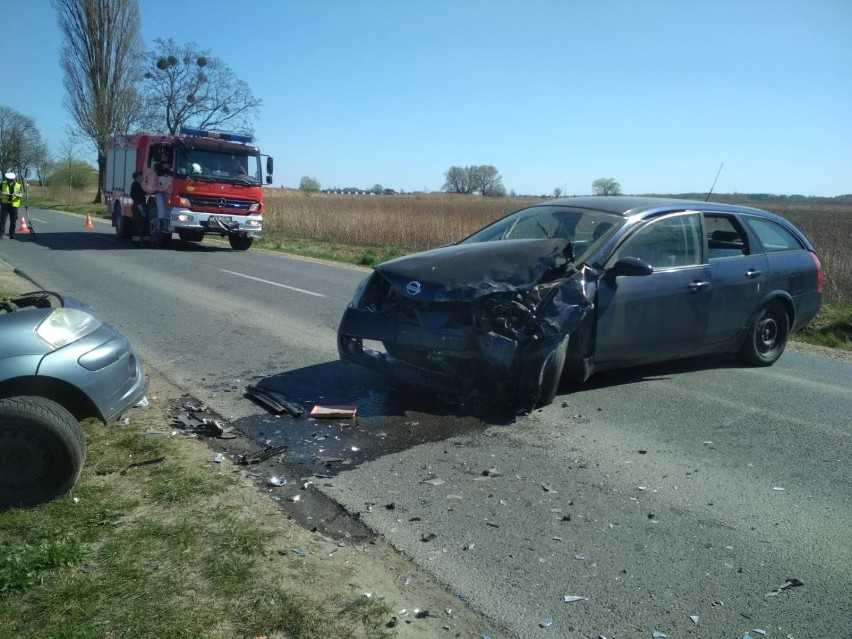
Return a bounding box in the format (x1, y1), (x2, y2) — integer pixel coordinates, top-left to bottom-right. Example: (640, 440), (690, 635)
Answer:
(688, 280), (710, 292)
(745, 269), (763, 279)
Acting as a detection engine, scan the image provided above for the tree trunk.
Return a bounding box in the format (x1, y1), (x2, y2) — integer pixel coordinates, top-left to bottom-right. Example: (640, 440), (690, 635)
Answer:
(93, 151), (105, 204)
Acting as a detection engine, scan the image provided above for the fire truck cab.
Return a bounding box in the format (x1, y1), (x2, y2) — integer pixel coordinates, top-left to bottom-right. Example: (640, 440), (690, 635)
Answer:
(105, 127), (273, 251)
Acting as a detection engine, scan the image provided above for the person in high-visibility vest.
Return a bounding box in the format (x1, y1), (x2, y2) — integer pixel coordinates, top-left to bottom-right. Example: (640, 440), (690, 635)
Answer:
(0, 171), (23, 239)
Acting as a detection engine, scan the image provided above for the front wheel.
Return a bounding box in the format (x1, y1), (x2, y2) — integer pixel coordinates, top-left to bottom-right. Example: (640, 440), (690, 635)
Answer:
(738, 301), (789, 366)
(149, 218), (173, 249)
(0, 396), (86, 509)
(536, 335), (569, 408)
(228, 234), (253, 251)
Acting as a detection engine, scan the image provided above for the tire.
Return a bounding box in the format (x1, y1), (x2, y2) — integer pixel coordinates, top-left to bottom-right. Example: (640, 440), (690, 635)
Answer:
(228, 234), (253, 251)
(0, 396), (86, 509)
(149, 217), (172, 249)
(738, 300), (790, 366)
(536, 335), (569, 408)
(178, 230), (205, 243)
(114, 204), (131, 239)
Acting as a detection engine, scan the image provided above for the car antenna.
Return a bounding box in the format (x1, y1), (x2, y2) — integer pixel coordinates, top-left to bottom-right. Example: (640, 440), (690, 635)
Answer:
(705, 162), (724, 201)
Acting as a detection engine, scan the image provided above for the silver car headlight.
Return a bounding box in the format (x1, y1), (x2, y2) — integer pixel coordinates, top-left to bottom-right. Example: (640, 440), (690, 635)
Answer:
(36, 308), (104, 348)
(349, 275), (372, 308)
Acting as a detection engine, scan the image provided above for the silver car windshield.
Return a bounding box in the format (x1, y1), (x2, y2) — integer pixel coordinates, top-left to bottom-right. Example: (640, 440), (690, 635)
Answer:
(460, 205), (622, 264)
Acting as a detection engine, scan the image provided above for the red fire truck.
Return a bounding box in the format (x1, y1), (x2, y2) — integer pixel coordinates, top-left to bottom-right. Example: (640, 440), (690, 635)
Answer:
(105, 127), (273, 251)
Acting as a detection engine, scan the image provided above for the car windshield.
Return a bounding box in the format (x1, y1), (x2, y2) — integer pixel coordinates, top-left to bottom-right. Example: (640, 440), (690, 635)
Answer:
(174, 149), (262, 185)
(460, 205), (623, 264)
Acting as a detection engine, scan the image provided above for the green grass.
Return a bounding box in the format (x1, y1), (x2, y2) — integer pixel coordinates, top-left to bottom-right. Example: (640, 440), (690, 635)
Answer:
(794, 302), (852, 350)
(0, 418), (395, 639)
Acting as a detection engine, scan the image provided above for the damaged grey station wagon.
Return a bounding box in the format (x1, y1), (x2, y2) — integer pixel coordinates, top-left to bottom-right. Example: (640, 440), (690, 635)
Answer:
(337, 196), (823, 409)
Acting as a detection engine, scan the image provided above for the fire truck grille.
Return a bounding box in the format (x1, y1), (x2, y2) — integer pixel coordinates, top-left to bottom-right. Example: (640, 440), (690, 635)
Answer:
(187, 195), (254, 212)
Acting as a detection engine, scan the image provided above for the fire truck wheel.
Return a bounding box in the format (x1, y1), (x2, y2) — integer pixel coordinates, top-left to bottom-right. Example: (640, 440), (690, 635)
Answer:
(228, 234), (254, 251)
(114, 204), (131, 239)
(149, 220), (172, 249)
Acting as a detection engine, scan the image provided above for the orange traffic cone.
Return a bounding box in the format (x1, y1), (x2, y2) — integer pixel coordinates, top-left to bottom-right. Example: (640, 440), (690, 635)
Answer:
(17, 215), (28, 234)
(84, 213), (94, 229)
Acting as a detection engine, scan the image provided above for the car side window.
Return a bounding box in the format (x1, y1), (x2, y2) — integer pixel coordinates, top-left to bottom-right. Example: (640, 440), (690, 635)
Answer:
(616, 213), (702, 268)
(744, 217), (804, 253)
(705, 214), (749, 260)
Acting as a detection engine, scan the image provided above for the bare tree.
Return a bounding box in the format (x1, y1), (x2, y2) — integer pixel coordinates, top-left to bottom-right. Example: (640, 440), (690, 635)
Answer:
(140, 38), (262, 135)
(54, 0), (145, 203)
(0, 105), (49, 182)
(443, 166), (473, 194)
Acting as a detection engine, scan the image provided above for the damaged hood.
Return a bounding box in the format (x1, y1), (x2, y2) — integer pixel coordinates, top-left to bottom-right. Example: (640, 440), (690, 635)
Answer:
(374, 239), (572, 302)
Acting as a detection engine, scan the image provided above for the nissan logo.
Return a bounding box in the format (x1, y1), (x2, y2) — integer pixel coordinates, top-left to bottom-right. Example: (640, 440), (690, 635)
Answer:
(217, 197), (227, 208)
(406, 281), (422, 296)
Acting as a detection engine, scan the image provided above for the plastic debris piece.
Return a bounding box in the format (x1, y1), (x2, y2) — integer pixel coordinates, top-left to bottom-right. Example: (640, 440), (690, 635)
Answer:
(483, 467), (502, 477)
(541, 484), (556, 493)
(421, 532), (437, 542)
(135, 396), (149, 409)
(422, 477), (445, 486)
(539, 617), (553, 628)
(268, 476), (286, 487)
(766, 577), (804, 596)
(309, 404), (357, 419)
(689, 615), (699, 625)
(772, 486), (786, 491)
(457, 591), (469, 601)
(652, 632), (668, 638)
(752, 630), (766, 636)
(291, 547), (308, 556)
(415, 609), (430, 619)
(563, 595), (586, 603)
(573, 554), (586, 561)
(213, 453), (224, 463)
(245, 384), (304, 417)
(742, 633), (753, 639)
(290, 494), (301, 502)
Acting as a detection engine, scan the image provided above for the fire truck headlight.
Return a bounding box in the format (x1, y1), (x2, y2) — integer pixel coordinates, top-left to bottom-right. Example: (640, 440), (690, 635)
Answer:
(172, 212), (195, 223)
(248, 202), (260, 212)
(245, 219), (262, 228)
(177, 196), (190, 207)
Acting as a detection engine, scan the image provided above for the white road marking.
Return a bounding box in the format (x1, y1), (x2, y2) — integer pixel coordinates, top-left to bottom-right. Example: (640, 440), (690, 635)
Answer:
(220, 269), (326, 297)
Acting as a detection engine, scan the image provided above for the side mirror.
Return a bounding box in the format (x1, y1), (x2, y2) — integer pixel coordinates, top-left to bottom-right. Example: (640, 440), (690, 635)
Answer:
(266, 156), (274, 176)
(607, 256), (654, 278)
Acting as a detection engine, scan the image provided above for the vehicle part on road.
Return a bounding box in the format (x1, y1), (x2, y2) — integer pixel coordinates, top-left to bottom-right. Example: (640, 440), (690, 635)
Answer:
(309, 404), (358, 419)
(0, 396), (86, 509)
(563, 595), (587, 603)
(245, 383), (305, 417)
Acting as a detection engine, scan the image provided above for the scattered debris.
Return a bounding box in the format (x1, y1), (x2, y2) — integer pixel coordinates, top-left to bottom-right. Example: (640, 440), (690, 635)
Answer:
(421, 532), (438, 542)
(483, 467), (502, 477)
(766, 577), (804, 597)
(652, 631), (668, 638)
(541, 484), (556, 493)
(119, 456), (165, 475)
(563, 595), (586, 603)
(173, 410), (236, 439)
(772, 486), (786, 491)
(213, 453), (225, 463)
(268, 476), (287, 487)
(309, 404), (358, 419)
(236, 444), (288, 465)
(245, 384), (305, 417)
(752, 630), (766, 636)
(539, 617), (553, 628)
(573, 554), (585, 561)
(291, 547), (308, 557)
(422, 477), (445, 486)
(689, 615), (699, 625)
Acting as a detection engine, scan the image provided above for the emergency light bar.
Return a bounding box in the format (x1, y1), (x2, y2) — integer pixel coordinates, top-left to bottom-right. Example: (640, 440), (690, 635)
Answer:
(179, 127), (253, 144)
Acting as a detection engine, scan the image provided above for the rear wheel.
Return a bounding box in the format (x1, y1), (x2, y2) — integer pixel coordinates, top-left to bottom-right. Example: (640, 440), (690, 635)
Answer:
(738, 300), (789, 366)
(228, 234), (253, 251)
(0, 396), (86, 509)
(114, 204), (131, 239)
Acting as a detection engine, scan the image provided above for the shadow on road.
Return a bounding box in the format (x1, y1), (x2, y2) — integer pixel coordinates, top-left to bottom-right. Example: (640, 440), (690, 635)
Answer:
(16, 227), (235, 253)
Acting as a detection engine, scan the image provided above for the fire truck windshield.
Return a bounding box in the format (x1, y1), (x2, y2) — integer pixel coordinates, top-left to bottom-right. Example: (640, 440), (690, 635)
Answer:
(175, 149), (261, 184)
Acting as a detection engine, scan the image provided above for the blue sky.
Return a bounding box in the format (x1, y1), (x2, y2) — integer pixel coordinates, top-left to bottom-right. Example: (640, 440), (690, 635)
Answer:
(5, 0), (851, 196)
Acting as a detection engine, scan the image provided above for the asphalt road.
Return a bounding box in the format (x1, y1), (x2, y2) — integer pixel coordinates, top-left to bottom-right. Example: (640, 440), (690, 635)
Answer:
(4, 207), (850, 638)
